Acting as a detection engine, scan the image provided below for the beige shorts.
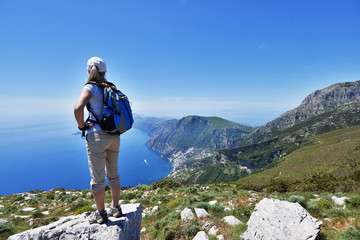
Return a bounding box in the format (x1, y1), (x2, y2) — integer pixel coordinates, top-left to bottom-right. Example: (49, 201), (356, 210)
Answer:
(86, 130), (121, 192)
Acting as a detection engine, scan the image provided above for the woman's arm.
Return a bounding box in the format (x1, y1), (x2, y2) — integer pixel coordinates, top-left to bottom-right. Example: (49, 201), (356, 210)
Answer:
(74, 88), (92, 129)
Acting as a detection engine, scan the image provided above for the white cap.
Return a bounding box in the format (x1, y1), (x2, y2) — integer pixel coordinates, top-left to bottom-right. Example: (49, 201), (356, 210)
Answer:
(87, 57), (107, 72)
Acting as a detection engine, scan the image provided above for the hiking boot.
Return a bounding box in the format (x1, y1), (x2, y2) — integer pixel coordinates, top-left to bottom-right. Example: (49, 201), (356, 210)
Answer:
(108, 205), (123, 218)
(88, 210), (108, 224)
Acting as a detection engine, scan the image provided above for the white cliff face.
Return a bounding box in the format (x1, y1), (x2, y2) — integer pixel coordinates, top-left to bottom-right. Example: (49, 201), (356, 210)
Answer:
(8, 204), (142, 240)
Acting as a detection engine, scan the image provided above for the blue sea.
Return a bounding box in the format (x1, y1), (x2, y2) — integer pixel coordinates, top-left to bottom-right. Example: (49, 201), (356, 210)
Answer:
(0, 121), (173, 195)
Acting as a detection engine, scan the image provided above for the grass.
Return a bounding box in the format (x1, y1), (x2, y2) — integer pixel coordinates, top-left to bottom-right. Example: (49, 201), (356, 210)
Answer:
(236, 126), (360, 192)
(0, 181), (359, 240)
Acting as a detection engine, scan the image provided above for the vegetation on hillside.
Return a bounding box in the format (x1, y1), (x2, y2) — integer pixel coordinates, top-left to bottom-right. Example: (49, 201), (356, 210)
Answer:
(235, 125), (360, 189)
(1, 181), (359, 240)
(146, 115), (254, 156)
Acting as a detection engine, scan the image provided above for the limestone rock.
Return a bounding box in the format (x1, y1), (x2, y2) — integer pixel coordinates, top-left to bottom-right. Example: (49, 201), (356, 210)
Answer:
(209, 225), (219, 235)
(202, 221), (212, 230)
(193, 231), (210, 240)
(241, 198), (322, 240)
(8, 204), (142, 240)
(208, 200), (217, 206)
(331, 196), (349, 206)
(152, 205), (159, 213)
(195, 208), (209, 218)
(21, 207), (36, 212)
(181, 207), (195, 222)
(223, 216), (242, 226)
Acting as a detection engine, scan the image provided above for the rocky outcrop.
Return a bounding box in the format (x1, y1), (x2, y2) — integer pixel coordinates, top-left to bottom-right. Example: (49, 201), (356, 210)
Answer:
(8, 204), (142, 240)
(250, 81), (360, 142)
(241, 198), (322, 240)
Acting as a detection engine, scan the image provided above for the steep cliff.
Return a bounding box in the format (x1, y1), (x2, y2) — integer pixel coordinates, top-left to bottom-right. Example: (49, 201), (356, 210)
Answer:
(248, 81), (360, 144)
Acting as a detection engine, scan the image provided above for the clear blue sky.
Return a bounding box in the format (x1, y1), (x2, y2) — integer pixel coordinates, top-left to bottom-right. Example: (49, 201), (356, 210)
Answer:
(1, 0), (359, 126)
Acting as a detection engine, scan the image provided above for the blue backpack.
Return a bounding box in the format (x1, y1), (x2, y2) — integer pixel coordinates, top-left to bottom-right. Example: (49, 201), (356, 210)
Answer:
(85, 81), (134, 135)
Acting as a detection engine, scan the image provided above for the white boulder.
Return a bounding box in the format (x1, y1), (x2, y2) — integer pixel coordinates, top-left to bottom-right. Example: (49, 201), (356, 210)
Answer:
(152, 206), (159, 213)
(223, 216), (242, 226)
(331, 196), (349, 206)
(208, 200), (217, 206)
(241, 198), (322, 240)
(193, 231), (209, 240)
(181, 207), (195, 222)
(195, 208), (209, 218)
(209, 225), (219, 235)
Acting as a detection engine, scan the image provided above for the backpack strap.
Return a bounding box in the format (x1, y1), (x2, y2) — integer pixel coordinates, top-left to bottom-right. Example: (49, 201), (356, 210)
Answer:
(83, 82), (103, 137)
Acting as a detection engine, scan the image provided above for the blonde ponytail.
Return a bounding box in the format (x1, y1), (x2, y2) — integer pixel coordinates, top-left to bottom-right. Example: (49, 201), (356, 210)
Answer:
(87, 65), (117, 90)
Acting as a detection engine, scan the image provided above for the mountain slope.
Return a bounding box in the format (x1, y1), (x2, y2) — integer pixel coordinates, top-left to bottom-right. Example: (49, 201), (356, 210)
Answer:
(246, 81), (360, 144)
(146, 115), (254, 170)
(237, 124), (360, 186)
(166, 101), (360, 184)
(219, 102), (360, 171)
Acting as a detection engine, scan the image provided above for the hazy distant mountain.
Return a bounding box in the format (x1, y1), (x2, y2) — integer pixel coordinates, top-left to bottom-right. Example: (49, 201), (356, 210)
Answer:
(133, 115), (177, 136)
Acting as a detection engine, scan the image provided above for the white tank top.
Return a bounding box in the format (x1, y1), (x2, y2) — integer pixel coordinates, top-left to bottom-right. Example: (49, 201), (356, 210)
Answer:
(83, 83), (103, 133)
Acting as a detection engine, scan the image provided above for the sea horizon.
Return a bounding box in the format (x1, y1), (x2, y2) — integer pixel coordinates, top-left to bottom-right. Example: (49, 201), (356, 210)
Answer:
(0, 121), (173, 196)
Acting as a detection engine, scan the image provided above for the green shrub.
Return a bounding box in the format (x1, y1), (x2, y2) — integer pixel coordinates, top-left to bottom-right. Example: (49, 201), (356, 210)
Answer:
(150, 194), (169, 203)
(194, 202), (211, 211)
(40, 216), (59, 226)
(210, 203), (225, 213)
(75, 205), (93, 215)
(0, 222), (14, 234)
(187, 196), (199, 204)
(135, 184), (149, 191)
(231, 206), (252, 219)
(14, 196), (25, 202)
(266, 179), (289, 193)
(168, 199), (181, 209)
(150, 179), (182, 190)
(29, 196), (40, 205)
(45, 191), (55, 200)
(157, 188), (168, 195)
(32, 210), (44, 218)
(55, 193), (65, 201)
(314, 199), (332, 210)
(70, 200), (91, 212)
(185, 187), (197, 194)
(198, 193), (213, 202)
(123, 192), (136, 200)
(2, 205), (18, 214)
(326, 209), (350, 218)
(305, 201), (319, 214)
(339, 225), (360, 240)
(346, 196), (360, 209)
(64, 195), (78, 204)
(185, 221), (199, 237)
(288, 195), (305, 207)
(225, 188), (237, 195)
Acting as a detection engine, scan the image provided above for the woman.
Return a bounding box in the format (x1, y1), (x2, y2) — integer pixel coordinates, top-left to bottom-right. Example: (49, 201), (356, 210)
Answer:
(74, 57), (122, 224)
